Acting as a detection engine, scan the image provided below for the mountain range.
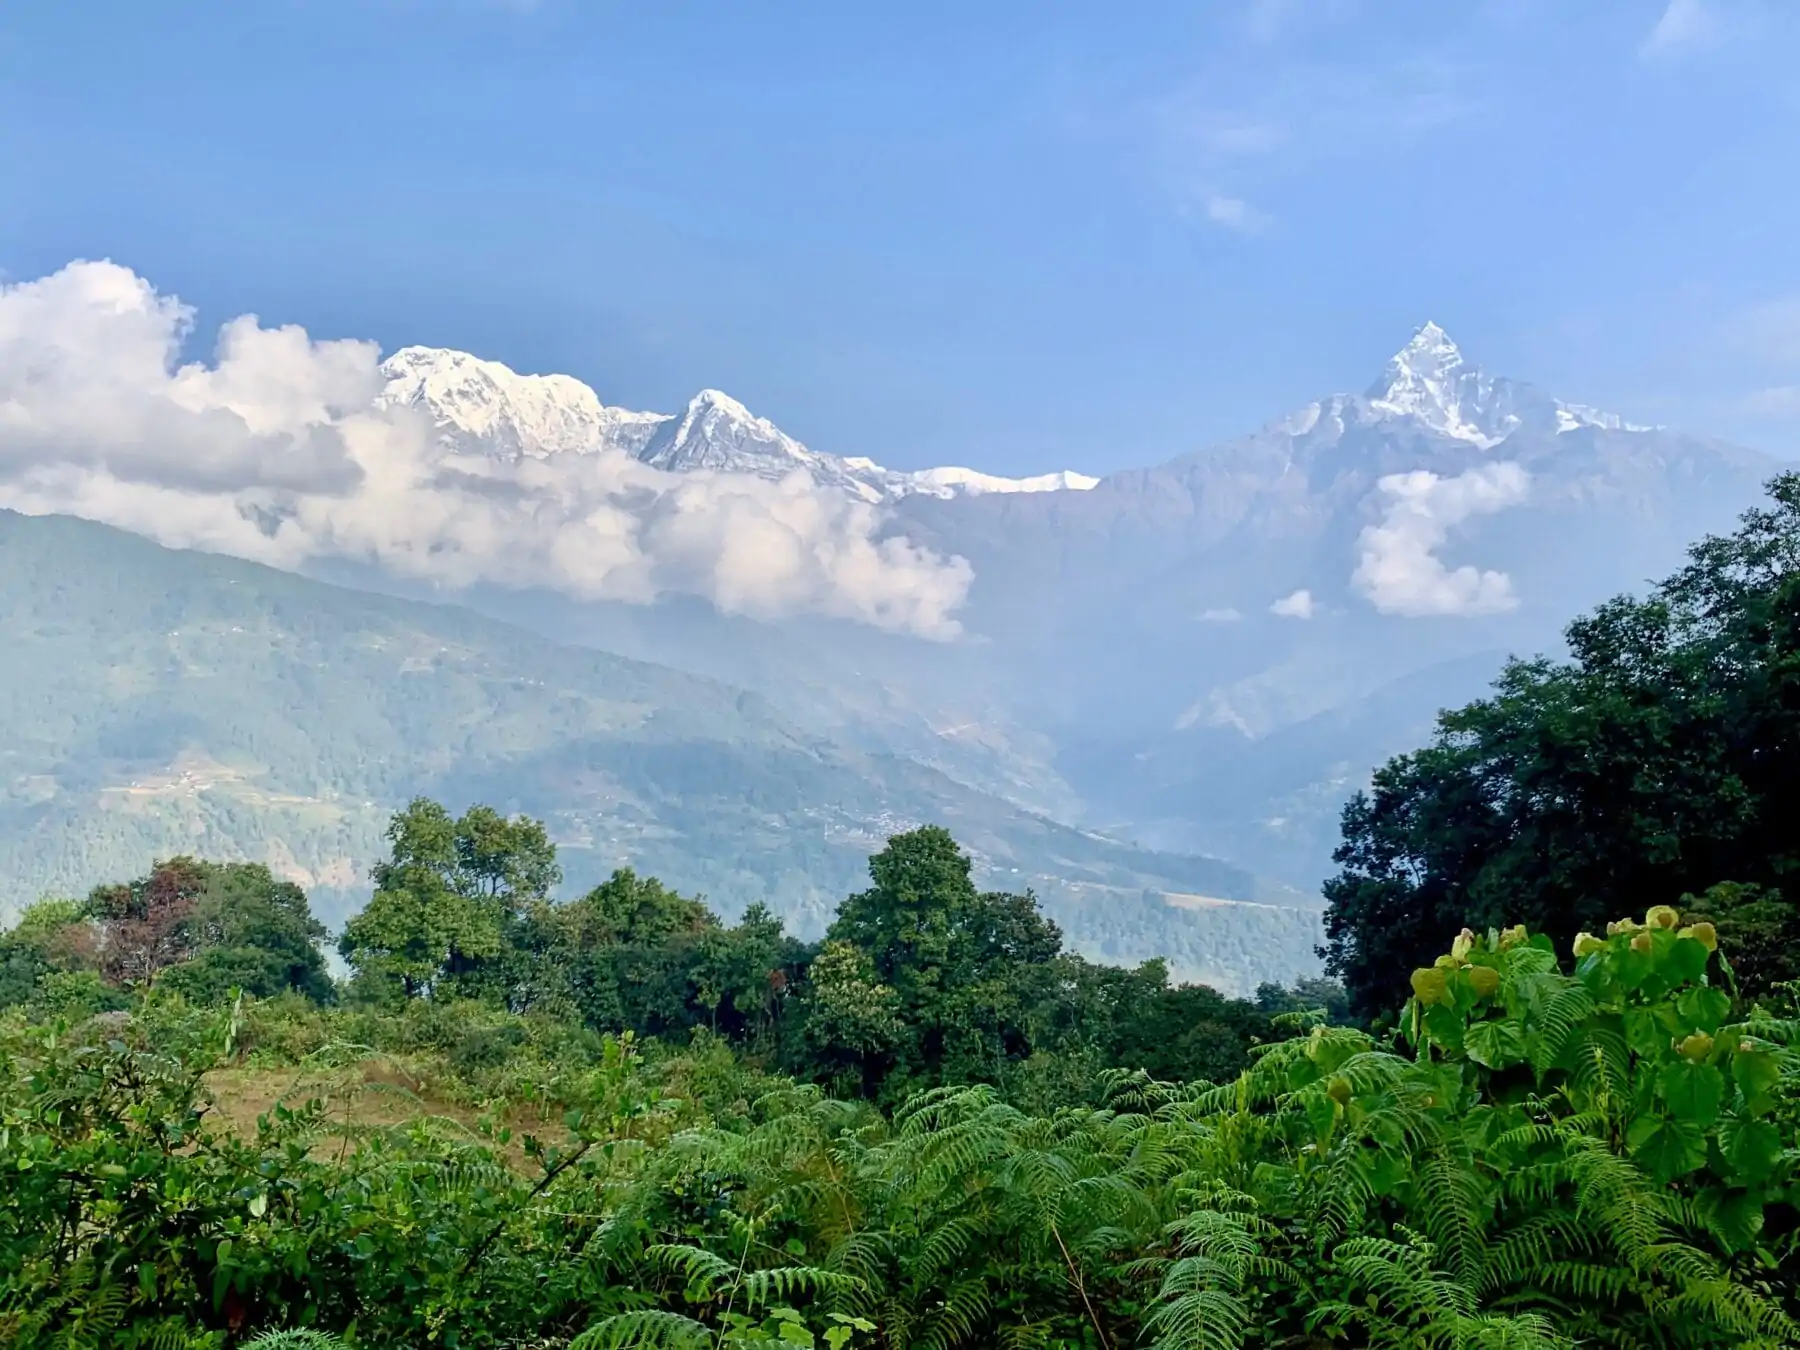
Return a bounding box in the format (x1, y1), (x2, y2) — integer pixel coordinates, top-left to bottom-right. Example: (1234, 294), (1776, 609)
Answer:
(371, 321), (1774, 884)
(0, 312), (1779, 992)
(375, 344), (1100, 502)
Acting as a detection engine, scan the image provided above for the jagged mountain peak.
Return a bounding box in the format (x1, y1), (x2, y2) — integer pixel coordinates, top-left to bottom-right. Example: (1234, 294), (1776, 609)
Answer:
(376, 345), (659, 459)
(1379, 321), (1463, 383)
(1252, 323), (1656, 450)
(374, 345), (1098, 501)
(1362, 321), (1521, 447)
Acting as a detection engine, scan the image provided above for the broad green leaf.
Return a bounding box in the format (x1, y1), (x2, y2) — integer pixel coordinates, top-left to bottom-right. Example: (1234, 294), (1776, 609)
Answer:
(1623, 1006), (1664, 1059)
(1422, 1004), (1465, 1053)
(1659, 1059), (1726, 1125)
(1627, 1113), (1706, 1182)
(1363, 1149), (1409, 1197)
(1718, 1114), (1784, 1185)
(1675, 985), (1731, 1033)
(1732, 1048), (1782, 1113)
(1463, 1018), (1527, 1070)
(1663, 935), (1710, 985)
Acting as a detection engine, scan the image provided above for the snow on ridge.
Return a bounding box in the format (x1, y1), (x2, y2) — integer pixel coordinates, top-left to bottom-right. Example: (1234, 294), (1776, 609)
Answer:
(1260, 323), (1656, 449)
(378, 345), (665, 459)
(905, 466), (1100, 496)
(376, 346), (1096, 501)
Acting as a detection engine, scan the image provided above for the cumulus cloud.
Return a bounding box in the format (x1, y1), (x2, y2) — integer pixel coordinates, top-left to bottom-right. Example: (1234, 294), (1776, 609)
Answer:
(0, 261), (972, 638)
(1269, 588), (1314, 619)
(1353, 463), (1529, 617)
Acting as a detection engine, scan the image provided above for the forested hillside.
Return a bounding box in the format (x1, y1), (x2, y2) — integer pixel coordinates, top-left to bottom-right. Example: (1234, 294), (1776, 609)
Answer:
(0, 509), (1319, 992)
(3, 477), (1799, 1348)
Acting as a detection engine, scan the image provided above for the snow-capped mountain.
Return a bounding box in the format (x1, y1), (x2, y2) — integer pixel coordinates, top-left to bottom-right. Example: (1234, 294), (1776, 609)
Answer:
(377, 346), (667, 460)
(376, 346), (1098, 503)
(1271, 322), (1653, 450)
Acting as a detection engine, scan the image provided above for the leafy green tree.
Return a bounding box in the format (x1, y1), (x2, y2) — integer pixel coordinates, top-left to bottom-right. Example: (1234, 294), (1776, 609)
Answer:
(1324, 473), (1800, 1018)
(161, 863), (332, 1003)
(555, 872), (803, 1041)
(820, 827), (1066, 1094)
(791, 939), (904, 1096)
(1254, 974), (1351, 1024)
(340, 799), (557, 1001)
(0, 899), (95, 1010)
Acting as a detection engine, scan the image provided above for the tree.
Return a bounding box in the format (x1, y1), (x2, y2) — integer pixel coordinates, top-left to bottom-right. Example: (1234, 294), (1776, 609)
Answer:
(340, 799), (558, 1001)
(819, 827), (1066, 1094)
(1323, 473), (1800, 1018)
(161, 863), (332, 1003)
(87, 857), (207, 988)
(792, 939), (903, 1097)
(0, 899), (96, 1010)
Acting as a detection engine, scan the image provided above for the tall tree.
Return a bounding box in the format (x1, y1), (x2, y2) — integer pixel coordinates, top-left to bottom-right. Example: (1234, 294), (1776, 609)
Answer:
(340, 799), (559, 1000)
(818, 827), (1065, 1093)
(163, 862), (332, 1003)
(1323, 473), (1800, 1018)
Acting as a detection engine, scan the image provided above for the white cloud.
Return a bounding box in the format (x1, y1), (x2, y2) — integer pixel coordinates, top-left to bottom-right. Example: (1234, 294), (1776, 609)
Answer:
(1203, 194), (1271, 233)
(1641, 0), (1720, 57)
(1269, 588), (1315, 619)
(0, 261), (972, 638)
(1199, 606), (1244, 622)
(1353, 463), (1529, 616)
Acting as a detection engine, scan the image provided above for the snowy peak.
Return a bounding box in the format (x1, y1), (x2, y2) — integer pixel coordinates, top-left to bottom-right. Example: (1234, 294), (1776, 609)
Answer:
(1303, 322), (1655, 448)
(374, 345), (1097, 502)
(639, 387), (820, 478)
(1375, 321), (1464, 395)
(1364, 321), (1528, 447)
(377, 346), (664, 459)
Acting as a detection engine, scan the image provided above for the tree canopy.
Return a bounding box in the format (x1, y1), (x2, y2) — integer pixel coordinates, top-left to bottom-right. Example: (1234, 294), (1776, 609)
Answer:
(1323, 471), (1800, 1018)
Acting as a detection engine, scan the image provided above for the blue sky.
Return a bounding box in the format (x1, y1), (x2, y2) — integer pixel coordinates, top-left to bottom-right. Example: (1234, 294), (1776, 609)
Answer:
(4, 0), (1798, 475)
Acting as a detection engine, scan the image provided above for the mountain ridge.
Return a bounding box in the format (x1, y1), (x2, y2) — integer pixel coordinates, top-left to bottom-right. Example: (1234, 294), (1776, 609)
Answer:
(376, 345), (1100, 503)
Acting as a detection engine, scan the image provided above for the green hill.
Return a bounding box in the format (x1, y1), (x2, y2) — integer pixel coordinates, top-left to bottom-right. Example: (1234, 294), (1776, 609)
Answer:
(0, 510), (1320, 990)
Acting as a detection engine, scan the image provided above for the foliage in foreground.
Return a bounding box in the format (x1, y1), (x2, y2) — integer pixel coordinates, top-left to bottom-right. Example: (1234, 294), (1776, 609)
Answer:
(2, 900), (1795, 1349)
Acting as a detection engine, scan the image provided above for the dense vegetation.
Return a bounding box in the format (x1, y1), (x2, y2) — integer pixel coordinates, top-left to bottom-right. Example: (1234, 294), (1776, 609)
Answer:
(0, 507), (1318, 991)
(1323, 471), (1800, 1021)
(4, 478), (1800, 1347)
(4, 798), (1797, 1346)
(4, 859), (1795, 1346)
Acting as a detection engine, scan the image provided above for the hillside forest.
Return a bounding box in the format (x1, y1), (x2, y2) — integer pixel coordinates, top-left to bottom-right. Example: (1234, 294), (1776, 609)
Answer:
(3, 477), (1800, 1347)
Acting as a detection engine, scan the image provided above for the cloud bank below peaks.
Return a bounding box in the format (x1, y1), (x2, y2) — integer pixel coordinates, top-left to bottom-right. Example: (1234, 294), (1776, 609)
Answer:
(1353, 463), (1529, 617)
(0, 261), (972, 638)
